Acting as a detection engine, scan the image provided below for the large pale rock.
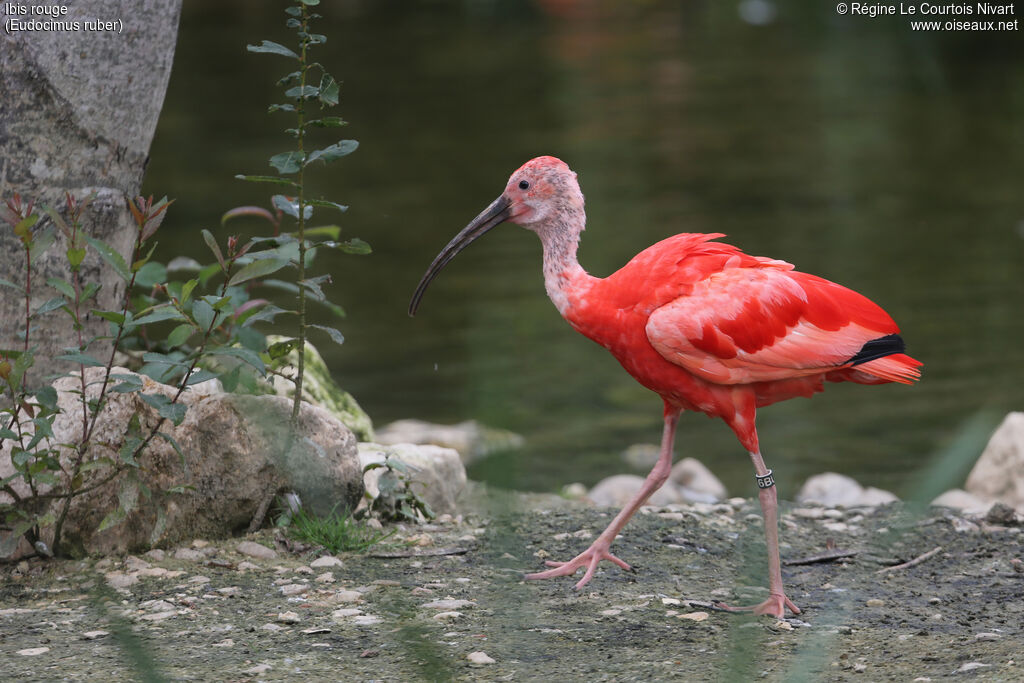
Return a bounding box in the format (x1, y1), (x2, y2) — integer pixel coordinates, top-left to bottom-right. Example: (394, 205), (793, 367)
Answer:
(966, 412), (1024, 512)
(375, 419), (524, 464)
(587, 474), (685, 508)
(358, 442), (467, 516)
(1, 368), (362, 557)
(796, 473), (898, 508)
(931, 489), (992, 515)
(670, 458), (728, 502)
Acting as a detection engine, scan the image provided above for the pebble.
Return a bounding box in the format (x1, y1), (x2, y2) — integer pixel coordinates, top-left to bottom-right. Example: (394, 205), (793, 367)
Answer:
(352, 615), (381, 626)
(422, 598), (476, 610)
(279, 584), (308, 596)
(975, 632), (1002, 641)
(662, 597), (682, 606)
(330, 590), (363, 604)
(16, 647), (50, 656)
(143, 549), (166, 562)
(104, 572), (138, 590)
(432, 611), (463, 621)
(82, 630), (110, 640)
(260, 623), (284, 632)
(216, 586), (242, 597)
(678, 611), (709, 622)
(237, 541), (277, 560)
(212, 638), (234, 647)
(236, 561), (260, 571)
(124, 556), (151, 572)
(600, 609), (622, 617)
(192, 539), (209, 549)
(243, 664), (272, 674)
(771, 620), (794, 631)
(188, 575), (211, 584)
(310, 555), (343, 568)
(276, 611), (300, 624)
(294, 565), (314, 575)
(173, 548), (205, 562)
(865, 599), (885, 608)
(332, 608), (364, 619)
(315, 572), (336, 584)
(140, 610), (178, 622)
(467, 651), (496, 665)
(954, 662), (990, 673)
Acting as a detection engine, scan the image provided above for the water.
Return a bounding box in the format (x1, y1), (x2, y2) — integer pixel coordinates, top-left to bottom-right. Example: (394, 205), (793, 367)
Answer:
(144, 1), (1024, 497)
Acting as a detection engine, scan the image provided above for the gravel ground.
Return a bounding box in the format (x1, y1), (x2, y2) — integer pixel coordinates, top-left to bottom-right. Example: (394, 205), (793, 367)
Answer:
(2, 490), (1022, 682)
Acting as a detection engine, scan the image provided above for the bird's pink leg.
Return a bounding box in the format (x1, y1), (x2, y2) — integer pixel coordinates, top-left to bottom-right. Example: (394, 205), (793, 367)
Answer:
(525, 410), (681, 590)
(717, 451), (801, 618)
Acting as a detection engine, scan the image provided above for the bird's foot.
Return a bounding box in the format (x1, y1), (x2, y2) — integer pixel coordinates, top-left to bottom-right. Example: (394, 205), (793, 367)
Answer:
(524, 540), (632, 590)
(715, 592), (801, 619)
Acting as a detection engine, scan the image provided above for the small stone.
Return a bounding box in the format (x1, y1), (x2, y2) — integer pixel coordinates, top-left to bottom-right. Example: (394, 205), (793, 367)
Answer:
(188, 575), (211, 584)
(237, 541), (277, 560)
(772, 620), (794, 631)
(422, 598), (476, 610)
(191, 539), (210, 549)
(975, 632), (1002, 641)
(467, 651), (496, 665)
(332, 608), (364, 619)
(279, 584), (308, 596)
(124, 556), (151, 571)
(104, 571), (138, 590)
(432, 611), (463, 621)
(136, 567), (170, 578)
(352, 615), (381, 626)
(243, 664), (272, 674)
(678, 611), (709, 622)
(141, 599), (176, 611)
(315, 572), (335, 584)
(572, 529), (592, 539)
(330, 590), (363, 604)
(928, 597), (942, 604)
(143, 549), (166, 562)
(294, 565), (314, 575)
(662, 597), (682, 606)
(237, 561), (260, 571)
(260, 623), (284, 632)
(866, 599), (885, 608)
(954, 662), (990, 673)
(140, 610), (178, 622)
(81, 630), (110, 640)
(533, 549), (550, 559)
(216, 586), (242, 597)
(853, 662), (867, 673)
(600, 609), (622, 617)
(173, 548), (204, 562)
(310, 555), (343, 568)
(211, 638), (234, 647)
(16, 647), (49, 656)
(277, 611), (301, 624)
(301, 628), (332, 635)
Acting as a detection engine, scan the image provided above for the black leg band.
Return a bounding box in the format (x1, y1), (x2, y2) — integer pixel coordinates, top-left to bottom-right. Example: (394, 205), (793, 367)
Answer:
(756, 469), (775, 489)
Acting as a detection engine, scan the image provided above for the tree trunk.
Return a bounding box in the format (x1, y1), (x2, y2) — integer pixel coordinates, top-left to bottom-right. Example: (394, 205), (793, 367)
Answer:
(0, 0), (182, 384)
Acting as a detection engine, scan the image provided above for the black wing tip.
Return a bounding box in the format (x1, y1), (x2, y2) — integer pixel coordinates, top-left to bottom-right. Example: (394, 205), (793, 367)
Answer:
(848, 333), (906, 366)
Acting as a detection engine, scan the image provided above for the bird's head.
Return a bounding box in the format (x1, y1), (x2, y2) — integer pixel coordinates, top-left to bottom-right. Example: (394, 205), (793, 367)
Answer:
(409, 156), (585, 316)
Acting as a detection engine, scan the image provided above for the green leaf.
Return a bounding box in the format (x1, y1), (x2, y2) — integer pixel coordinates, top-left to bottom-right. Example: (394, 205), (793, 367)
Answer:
(192, 299), (216, 331)
(34, 385), (58, 412)
(205, 347), (266, 375)
(300, 0), (321, 5)
(134, 305), (187, 326)
(84, 236), (131, 281)
(81, 282), (100, 303)
(307, 199), (348, 213)
(184, 369), (218, 386)
(339, 238), (372, 255)
(46, 277), (75, 299)
(109, 373), (144, 393)
(134, 261), (167, 289)
(201, 229), (224, 268)
(140, 393), (187, 426)
(247, 40), (298, 59)
(28, 225), (56, 264)
(271, 195), (312, 221)
(0, 278), (23, 292)
(167, 323), (193, 348)
(97, 506), (127, 533)
(55, 351), (105, 367)
(92, 310), (125, 325)
(310, 324), (344, 346)
(306, 116), (346, 128)
(32, 296), (67, 318)
(284, 85), (319, 99)
(240, 304), (292, 326)
(67, 247), (87, 269)
(155, 431), (186, 467)
(318, 74), (339, 106)
(268, 338), (301, 360)
(142, 352), (187, 369)
(235, 174), (300, 188)
(269, 151), (304, 175)
(305, 140), (358, 166)
(268, 103), (297, 114)
(180, 278), (199, 306)
(228, 258), (289, 287)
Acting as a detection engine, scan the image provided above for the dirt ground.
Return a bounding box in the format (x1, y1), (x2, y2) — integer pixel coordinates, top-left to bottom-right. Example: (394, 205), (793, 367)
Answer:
(1, 489), (1022, 682)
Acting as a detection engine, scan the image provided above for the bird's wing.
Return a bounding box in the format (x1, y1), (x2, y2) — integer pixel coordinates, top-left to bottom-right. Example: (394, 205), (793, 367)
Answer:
(645, 265), (902, 385)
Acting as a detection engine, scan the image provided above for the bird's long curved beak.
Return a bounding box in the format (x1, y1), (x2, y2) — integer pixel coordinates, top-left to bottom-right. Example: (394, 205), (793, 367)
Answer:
(409, 194), (513, 316)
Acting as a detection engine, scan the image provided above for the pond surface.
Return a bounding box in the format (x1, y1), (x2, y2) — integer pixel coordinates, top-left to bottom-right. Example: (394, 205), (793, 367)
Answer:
(144, 1), (1024, 497)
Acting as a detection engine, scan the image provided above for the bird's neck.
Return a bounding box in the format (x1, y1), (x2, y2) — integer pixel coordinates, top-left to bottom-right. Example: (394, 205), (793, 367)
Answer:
(538, 225), (592, 317)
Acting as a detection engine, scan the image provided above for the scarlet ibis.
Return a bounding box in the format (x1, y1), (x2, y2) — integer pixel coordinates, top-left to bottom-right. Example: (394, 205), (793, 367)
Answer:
(409, 156), (921, 617)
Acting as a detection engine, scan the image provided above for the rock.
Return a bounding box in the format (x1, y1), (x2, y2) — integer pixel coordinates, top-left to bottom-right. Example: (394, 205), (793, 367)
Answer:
(796, 473), (898, 508)
(967, 413), (1024, 512)
(930, 489), (991, 515)
(985, 501), (1021, 525)
(276, 611), (300, 624)
(310, 555), (343, 568)
(375, 419), (524, 463)
(359, 442), (467, 516)
(16, 647), (50, 656)
(81, 631), (110, 640)
(0, 367), (363, 559)
(622, 443), (660, 469)
(237, 541), (277, 560)
(173, 548), (205, 562)
(678, 611), (710, 622)
(279, 584), (308, 596)
(104, 571), (138, 591)
(587, 474), (684, 508)
(264, 337), (374, 441)
(670, 458), (728, 502)
(467, 651), (496, 665)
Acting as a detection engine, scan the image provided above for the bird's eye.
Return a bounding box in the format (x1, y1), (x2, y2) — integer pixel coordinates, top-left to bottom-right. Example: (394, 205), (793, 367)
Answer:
(518, 180), (530, 190)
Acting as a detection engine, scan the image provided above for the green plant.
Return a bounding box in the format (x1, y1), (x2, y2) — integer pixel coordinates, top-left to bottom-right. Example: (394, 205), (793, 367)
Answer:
(236, 0), (370, 424)
(361, 456), (436, 524)
(281, 502), (392, 554)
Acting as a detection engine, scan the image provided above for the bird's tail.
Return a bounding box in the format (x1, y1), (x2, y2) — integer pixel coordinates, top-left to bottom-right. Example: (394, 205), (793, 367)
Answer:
(847, 353), (922, 385)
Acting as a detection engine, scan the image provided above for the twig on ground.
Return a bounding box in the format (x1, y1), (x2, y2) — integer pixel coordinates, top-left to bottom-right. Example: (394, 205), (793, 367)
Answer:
(784, 549), (859, 566)
(369, 547), (469, 559)
(875, 546), (943, 574)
